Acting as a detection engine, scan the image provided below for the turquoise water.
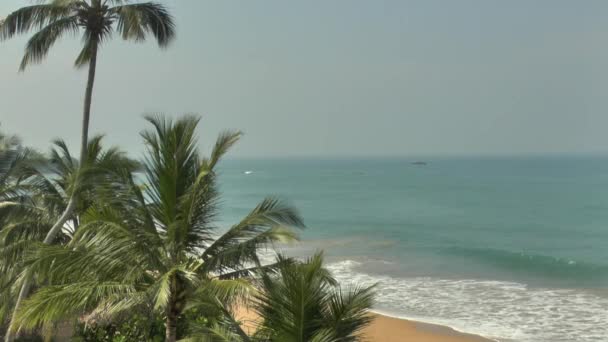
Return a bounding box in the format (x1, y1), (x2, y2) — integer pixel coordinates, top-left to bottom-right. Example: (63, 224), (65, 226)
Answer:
(218, 157), (608, 341)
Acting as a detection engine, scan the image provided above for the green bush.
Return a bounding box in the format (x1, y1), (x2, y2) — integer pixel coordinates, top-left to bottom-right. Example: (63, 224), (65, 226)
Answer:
(74, 313), (165, 342)
(73, 308), (217, 342)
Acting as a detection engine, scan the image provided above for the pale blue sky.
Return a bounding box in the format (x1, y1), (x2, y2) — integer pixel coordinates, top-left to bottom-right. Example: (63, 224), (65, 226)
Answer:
(1, 0), (608, 157)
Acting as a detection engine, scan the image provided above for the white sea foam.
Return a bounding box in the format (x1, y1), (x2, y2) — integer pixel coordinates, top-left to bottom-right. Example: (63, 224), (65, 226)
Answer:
(326, 260), (608, 342)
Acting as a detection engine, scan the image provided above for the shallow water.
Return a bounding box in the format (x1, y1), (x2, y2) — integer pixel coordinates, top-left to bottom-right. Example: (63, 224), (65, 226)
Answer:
(218, 156), (608, 341)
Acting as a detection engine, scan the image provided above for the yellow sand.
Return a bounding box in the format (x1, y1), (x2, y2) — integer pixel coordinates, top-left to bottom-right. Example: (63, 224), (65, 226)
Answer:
(234, 307), (491, 342)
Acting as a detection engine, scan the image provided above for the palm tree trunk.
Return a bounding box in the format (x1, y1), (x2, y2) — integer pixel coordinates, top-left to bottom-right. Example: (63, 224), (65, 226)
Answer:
(4, 44), (99, 342)
(79, 42), (98, 164)
(3, 278), (31, 342)
(165, 309), (177, 342)
(165, 276), (178, 342)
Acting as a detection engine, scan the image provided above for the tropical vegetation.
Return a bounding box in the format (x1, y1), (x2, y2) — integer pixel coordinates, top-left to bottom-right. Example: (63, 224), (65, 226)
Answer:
(0, 135), (139, 340)
(0, 116), (375, 341)
(0, 2), (175, 339)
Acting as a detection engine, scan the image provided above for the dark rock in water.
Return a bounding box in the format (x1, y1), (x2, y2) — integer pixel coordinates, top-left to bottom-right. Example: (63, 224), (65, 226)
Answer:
(411, 161), (427, 165)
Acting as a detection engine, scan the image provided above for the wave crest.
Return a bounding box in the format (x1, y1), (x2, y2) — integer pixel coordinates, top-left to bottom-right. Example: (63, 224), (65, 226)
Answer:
(442, 246), (608, 282)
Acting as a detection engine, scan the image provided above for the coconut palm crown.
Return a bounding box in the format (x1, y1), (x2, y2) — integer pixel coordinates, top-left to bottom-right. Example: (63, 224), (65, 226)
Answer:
(0, 0), (175, 70)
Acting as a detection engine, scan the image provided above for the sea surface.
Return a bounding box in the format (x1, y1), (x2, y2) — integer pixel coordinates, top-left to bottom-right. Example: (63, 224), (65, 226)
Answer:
(217, 156), (608, 342)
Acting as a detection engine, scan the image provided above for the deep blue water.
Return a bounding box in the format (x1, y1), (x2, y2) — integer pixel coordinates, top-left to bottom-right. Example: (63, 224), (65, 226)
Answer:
(217, 157), (608, 342)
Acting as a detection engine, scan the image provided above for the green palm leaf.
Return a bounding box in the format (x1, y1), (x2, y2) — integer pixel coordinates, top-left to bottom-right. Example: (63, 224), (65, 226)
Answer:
(19, 15), (79, 70)
(112, 2), (176, 46)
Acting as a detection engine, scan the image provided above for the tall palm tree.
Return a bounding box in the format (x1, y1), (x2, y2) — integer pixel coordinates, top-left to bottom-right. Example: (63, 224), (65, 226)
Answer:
(11, 115), (305, 342)
(0, 3), (174, 339)
(0, 136), (138, 340)
(0, 0), (175, 181)
(0, 0), (175, 242)
(0, 0), (175, 163)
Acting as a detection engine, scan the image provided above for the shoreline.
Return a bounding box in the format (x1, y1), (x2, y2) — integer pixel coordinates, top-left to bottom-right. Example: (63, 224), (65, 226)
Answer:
(235, 306), (494, 342)
(369, 309), (498, 341)
(363, 311), (494, 342)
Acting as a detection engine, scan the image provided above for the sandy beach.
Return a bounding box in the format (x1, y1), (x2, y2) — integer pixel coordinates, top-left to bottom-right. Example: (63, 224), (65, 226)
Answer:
(235, 307), (491, 342)
(362, 313), (491, 342)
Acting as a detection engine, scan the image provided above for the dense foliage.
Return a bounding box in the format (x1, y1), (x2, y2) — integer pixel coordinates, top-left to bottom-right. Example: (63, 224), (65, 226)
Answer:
(0, 116), (375, 341)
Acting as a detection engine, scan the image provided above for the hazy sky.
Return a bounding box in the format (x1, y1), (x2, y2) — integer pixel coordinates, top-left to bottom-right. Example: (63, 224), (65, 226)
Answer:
(2, 0), (608, 157)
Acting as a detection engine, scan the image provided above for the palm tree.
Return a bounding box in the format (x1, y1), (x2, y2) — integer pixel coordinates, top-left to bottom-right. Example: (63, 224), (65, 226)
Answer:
(190, 253), (375, 342)
(0, 0), (175, 163)
(11, 115), (305, 342)
(0, 2), (174, 339)
(254, 253), (374, 342)
(0, 136), (138, 340)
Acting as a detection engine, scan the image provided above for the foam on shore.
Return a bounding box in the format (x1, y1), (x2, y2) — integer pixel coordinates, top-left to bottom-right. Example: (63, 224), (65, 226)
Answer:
(326, 259), (608, 342)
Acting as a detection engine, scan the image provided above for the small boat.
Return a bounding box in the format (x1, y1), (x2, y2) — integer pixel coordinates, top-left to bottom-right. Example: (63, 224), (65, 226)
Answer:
(244, 170), (253, 175)
(411, 161), (427, 166)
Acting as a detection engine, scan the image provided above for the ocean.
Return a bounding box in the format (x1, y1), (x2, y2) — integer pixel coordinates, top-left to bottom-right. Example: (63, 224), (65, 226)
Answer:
(217, 156), (608, 342)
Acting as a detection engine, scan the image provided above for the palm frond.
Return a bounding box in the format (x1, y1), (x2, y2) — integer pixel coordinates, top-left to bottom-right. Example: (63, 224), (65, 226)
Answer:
(323, 285), (375, 341)
(187, 278), (254, 311)
(64, 224), (153, 281)
(179, 166), (219, 252)
(153, 268), (175, 311)
(0, 214), (54, 267)
(84, 290), (151, 325)
(0, 4), (72, 40)
(111, 2), (176, 46)
(20, 15), (79, 70)
(208, 131), (242, 169)
(216, 258), (295, 280)
(49, 138), (75, 170)
(140, 114), (200, 226)
(182, 295), (252, 342)
(49, 0), (84, 7)
(201, 198), (303, 273)
(13, 282), (138, 332)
